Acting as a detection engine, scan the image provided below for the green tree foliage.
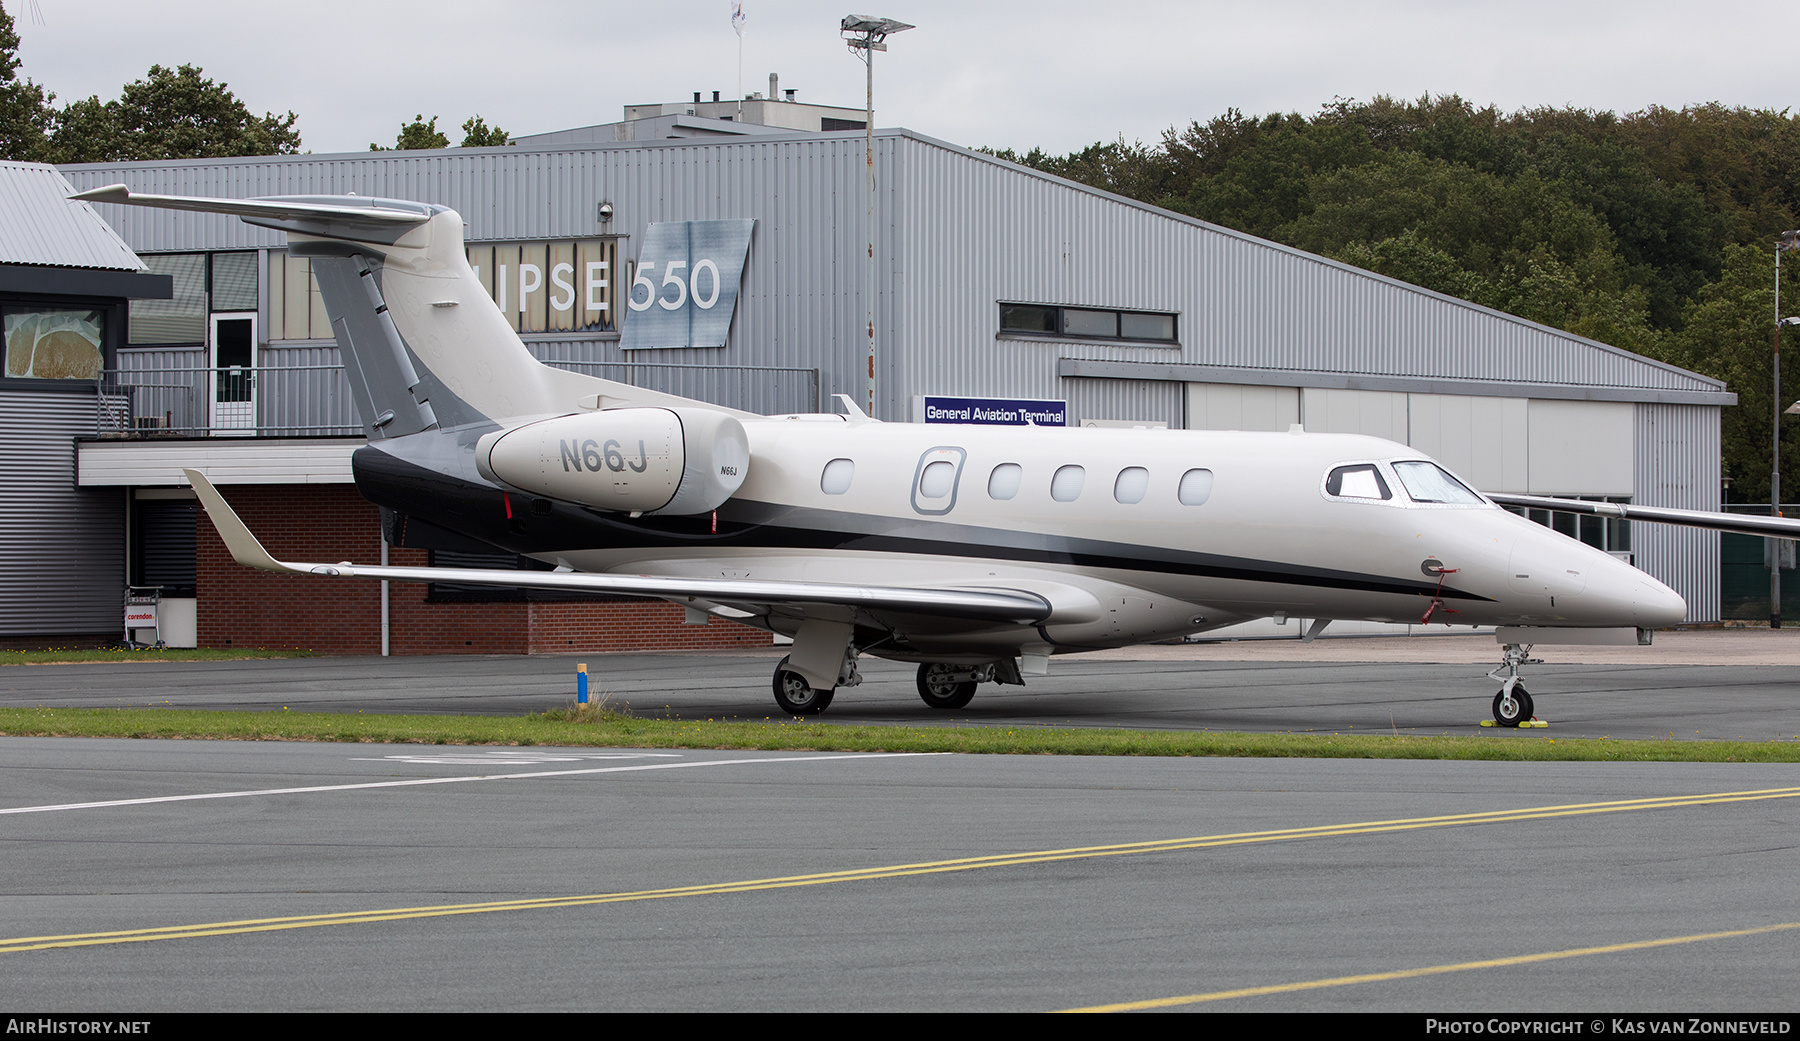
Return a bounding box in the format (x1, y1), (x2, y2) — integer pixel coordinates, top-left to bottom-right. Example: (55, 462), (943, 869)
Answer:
(371, 113), (510, 151)
(1665, 245), (1800, 504)
(47, 64), (300, 163)
(0, 1), (52, 161)
(459, 115), (509, 147)
(372, 114), (448, 151)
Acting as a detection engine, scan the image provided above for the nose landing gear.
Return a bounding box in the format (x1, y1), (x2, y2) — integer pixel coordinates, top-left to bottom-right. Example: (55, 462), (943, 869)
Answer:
(1487, 643), (1542, 727)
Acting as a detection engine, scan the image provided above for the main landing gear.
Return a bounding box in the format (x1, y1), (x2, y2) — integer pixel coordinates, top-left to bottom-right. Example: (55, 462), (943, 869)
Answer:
(771, 653), (861, 716)
(1487, 643), (1542, 727)
(771, 652), (1024, 715)
(916, 662), (979, 710)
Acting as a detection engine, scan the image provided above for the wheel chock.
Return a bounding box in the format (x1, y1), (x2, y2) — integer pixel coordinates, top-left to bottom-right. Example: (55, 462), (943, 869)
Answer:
(1480, 718), (1550, 728)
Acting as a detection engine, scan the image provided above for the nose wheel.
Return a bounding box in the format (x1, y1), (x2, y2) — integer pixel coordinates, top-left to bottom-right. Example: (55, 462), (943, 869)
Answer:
(1491, 683), (1534, 727)
(1486, 643), (1541, 727)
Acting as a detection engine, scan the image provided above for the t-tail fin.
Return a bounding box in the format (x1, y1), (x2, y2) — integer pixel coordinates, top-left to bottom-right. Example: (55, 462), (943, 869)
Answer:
(71, 185), (740, 435)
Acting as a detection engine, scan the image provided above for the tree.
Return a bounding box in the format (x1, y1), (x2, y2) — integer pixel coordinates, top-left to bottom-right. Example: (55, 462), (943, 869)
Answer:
(47, 64), (300, 162)
(459, 115), (509, 147)
(0, 1), (52, 161)
(372, 114), (448, 151)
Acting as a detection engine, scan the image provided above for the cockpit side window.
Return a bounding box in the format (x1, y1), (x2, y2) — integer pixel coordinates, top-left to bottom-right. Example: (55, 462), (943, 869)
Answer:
(1325, 464), (1391, 500)
(1392, 460), (1484, 504)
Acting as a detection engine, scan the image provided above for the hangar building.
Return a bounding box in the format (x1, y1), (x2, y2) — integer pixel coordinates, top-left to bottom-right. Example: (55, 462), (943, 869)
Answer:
(38, 116), (1733, 651)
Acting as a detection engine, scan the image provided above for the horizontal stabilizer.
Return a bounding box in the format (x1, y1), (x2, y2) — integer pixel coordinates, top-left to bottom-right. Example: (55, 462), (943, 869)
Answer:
(183, 470), (1051, 626)
(1487, 492), (1800, 540)
(70, 185), (433, 233)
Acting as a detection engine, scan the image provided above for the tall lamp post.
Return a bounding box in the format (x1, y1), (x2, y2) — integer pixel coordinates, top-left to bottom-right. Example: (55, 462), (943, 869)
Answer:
(1772, 230), (1800, 627)
(841, 14), (913, 419)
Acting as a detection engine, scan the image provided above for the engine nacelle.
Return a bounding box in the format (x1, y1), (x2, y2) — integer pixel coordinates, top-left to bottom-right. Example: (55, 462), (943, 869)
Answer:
(476, 407), (748, 515)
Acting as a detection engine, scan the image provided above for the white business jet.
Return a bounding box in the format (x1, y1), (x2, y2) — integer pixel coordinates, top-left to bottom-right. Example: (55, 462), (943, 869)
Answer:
(75, 185), (1787, 727)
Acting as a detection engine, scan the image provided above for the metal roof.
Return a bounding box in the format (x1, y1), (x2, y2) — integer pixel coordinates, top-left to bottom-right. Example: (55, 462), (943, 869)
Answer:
(0, 161), (145, 271)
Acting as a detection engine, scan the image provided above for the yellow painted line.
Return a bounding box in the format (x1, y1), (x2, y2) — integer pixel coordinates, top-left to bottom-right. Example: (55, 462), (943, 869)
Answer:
(6, 785), (1799, 955)
(1059, 920), (1800, 1012)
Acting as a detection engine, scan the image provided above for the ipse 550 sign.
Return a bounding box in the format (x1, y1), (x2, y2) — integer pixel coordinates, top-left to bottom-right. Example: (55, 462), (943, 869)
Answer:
(620, 220), (755, 350)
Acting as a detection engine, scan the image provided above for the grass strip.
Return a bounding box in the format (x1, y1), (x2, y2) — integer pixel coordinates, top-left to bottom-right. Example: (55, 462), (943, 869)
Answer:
(1, 706), (1796, 763)
(0, 649), (318, 665)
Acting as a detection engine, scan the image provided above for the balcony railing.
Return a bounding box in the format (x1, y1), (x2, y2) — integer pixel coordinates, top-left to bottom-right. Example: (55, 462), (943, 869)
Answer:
(94, 360), (821, 438)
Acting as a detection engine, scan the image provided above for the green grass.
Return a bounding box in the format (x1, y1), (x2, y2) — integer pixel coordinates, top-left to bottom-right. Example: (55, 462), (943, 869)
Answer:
(0, 648), (318, 665)
(1, 706), (1796, 763)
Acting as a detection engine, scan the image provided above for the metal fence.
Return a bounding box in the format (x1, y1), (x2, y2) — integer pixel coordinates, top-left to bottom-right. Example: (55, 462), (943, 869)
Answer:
(95, 363), (360, 437)
(94, 359), (820, 437)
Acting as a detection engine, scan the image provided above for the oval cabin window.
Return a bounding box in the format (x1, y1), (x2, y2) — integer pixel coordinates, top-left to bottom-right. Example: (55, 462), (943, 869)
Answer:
(1050, 465), (1086, 502)
(988, 463), (1022, 500)
(1114, 467), (1149, 504)
(820, 458), (855, 495)
(1178, 468), (1214, 506)
(918, 460), (955, 498)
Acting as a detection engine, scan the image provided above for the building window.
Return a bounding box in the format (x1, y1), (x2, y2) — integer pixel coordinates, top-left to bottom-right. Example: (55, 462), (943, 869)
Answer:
(998, 303), (1178, 345)
(129, 254), (206, 345)
(4, 308), (105, 380)
(1508, 497), (1632, 556)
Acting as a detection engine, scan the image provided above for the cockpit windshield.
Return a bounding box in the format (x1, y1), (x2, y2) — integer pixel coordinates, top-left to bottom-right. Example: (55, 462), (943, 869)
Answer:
(1392, 461), (1484, 504)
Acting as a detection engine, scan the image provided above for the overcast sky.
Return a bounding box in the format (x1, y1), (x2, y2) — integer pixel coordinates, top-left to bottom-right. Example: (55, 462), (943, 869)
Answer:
(12, 0), (1799, 157)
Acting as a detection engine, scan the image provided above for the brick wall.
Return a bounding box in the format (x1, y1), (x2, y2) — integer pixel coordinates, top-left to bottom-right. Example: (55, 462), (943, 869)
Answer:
(196, 485), (771, 654)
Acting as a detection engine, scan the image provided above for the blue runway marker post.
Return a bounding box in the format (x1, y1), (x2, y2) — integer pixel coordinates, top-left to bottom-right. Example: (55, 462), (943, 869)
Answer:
(577, 662), (588, 705)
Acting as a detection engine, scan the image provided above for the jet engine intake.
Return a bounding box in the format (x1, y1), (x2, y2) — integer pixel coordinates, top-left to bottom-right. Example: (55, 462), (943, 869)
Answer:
(477, 407), (748, 515)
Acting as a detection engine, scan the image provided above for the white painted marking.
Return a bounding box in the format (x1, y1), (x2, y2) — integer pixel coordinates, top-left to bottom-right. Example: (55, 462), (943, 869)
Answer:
(0, 752), (935, 816)
(350, 750), (682, 765)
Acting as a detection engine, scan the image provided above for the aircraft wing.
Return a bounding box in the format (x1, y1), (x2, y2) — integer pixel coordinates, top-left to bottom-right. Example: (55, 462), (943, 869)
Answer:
(1487, 492), (1800, 540)
(185, 470), (1051, 626)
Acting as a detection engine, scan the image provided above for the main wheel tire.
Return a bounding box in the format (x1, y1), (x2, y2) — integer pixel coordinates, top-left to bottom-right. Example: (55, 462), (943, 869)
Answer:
(1492, 686), (1533, 728)
(773, 656), (834, 715)
(916, 662), (978, 710)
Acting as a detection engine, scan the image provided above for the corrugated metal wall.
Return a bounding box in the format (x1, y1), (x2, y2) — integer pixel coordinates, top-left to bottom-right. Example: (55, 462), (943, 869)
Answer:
(1635, 403), (1722, 621)
(0, 389), (124, 635)
(63, 131), (1722, 425)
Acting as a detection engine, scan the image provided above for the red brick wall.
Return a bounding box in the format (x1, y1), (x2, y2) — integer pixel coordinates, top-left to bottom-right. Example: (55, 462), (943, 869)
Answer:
(196, 485), (771, 654)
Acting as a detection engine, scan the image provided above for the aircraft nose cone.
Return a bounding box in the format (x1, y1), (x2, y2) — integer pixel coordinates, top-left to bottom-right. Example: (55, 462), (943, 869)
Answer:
(1585, 552), (1687, 628)
(1632, 573), (1688, 628)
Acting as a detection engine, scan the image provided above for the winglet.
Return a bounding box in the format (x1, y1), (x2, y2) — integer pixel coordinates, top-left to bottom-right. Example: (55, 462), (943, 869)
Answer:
(183, 469), (305, 575)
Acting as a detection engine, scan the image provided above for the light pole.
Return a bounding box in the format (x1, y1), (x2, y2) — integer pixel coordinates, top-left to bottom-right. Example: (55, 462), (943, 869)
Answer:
(841, 14), (913, 419)
(1772, 230), (1800, 627)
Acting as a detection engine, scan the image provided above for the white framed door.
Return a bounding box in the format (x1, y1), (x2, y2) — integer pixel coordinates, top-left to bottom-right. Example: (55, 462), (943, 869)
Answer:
(210, 313), (257, 435)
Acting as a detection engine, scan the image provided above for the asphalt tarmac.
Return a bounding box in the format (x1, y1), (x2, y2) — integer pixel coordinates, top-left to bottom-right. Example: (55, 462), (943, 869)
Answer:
(2, 634), (1796, 1012)
(2, 633), (1796, 740)
(2, 739), (1797, 1012)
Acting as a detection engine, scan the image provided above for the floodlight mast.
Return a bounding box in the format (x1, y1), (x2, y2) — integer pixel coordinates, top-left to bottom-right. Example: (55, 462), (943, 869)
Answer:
(1773, 230), (1800, 627)
(842, 14), (913, 419)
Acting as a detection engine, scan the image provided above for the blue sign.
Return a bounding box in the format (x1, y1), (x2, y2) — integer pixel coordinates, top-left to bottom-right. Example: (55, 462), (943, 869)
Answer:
(918, 396), (1068, 426)
(620, 219), (755, 350)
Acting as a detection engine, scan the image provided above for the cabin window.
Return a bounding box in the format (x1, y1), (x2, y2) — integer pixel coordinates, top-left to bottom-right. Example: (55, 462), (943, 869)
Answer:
(1051, 465), (1086, 502)
(1113, 467), (1149, 504)
(1326, 464), (1391, 500)
(918, 460), (956, 499)
(988, 463), (1022, 500)
(1393, 460), (1483, 505)
(820, 457), (854, 495)
(1178, 468), (1214, 506)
